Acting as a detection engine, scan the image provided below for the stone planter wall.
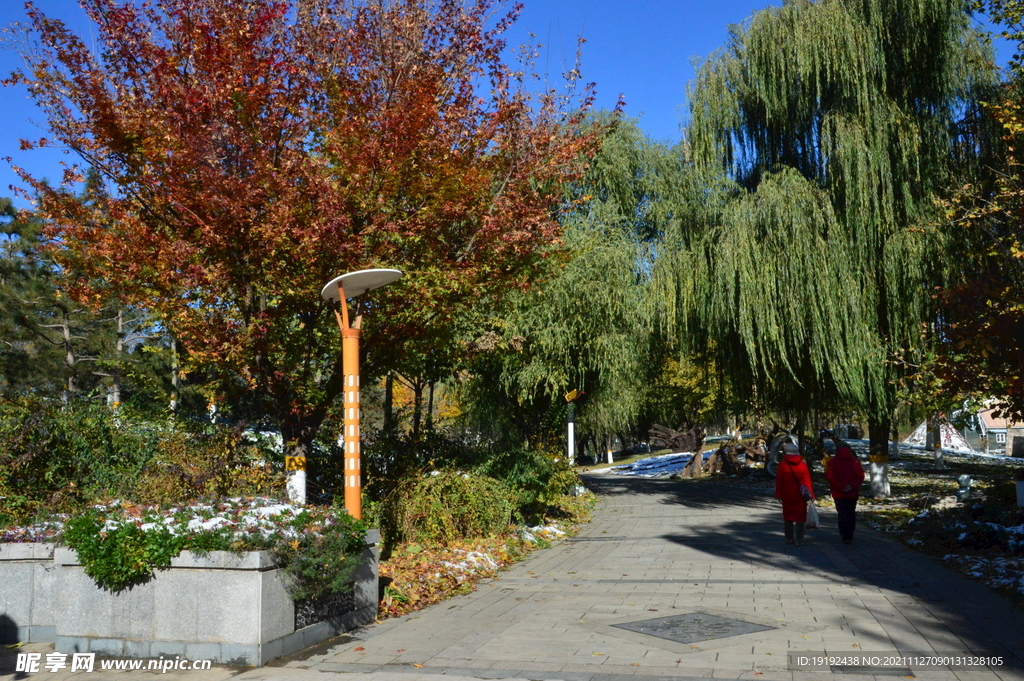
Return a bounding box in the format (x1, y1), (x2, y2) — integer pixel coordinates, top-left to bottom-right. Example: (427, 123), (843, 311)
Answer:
(0, 529), (379, 666)
(0, 543), (58, 644)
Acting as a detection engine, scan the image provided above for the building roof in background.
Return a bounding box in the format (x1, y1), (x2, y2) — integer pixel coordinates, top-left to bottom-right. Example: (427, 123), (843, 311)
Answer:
(979, 409), (1024, 430)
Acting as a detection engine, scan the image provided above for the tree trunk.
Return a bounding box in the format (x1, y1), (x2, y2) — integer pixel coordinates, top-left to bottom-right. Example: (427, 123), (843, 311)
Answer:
(383, 373), (394, 433)
(169, 335), (180, 411)
(61, 309), (75, 405)
(929, 414), (944, 468)
(426, 381), (435, 431)
(111, 308), (123, 407)
(412, 381), (423, 440)
(281, 418), (321, 506)
(868, 414), (892, 497)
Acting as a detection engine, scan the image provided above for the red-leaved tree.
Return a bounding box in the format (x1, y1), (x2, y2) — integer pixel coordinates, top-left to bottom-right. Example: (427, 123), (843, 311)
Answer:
(7, 0), (601, 459)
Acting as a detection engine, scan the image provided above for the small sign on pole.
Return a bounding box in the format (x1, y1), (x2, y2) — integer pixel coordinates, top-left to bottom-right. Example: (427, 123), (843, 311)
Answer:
(564, 390), (582, 465)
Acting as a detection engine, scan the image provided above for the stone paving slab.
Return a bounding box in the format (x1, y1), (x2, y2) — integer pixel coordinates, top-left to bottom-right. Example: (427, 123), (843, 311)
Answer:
(4, 471), (1024, 681)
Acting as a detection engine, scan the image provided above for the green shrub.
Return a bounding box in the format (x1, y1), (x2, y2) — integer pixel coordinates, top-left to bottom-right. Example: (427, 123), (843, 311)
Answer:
(474, 448), (578, 521)
(362, 430), (480, 502)
(0, 396), (285, 522)
(381, 470), (515, 547)
(362, 431), (581, 544)
(62, 511), (189, 591)
(273, 512), (368, 601)
(0, 397), (160, 519)
(58, 499), (366, 597)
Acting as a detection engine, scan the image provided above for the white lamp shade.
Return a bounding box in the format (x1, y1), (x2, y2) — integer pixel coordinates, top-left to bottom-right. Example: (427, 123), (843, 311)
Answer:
(321, 269), (403, 301)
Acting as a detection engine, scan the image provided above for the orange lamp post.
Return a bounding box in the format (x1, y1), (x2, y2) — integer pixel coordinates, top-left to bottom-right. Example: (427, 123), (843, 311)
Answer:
(320, 269), (402, 519)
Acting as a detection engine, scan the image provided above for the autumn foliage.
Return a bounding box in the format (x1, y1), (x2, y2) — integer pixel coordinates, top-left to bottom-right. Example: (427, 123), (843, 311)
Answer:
(937, 0), (1024, 421)
(7, 0), (601, 454)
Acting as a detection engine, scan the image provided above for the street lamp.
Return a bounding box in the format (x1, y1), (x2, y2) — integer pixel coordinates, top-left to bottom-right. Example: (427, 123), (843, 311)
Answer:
(319, 268), (403, 519)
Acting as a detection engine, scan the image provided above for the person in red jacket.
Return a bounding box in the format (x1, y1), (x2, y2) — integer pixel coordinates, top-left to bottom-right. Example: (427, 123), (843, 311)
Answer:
(825, 435), (866, 544)
(775, 442), (815, 546)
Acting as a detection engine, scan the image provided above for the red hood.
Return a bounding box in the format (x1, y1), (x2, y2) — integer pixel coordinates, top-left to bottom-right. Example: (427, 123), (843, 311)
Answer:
(834, 445), (855, 459)
(783, 453), (803, 463)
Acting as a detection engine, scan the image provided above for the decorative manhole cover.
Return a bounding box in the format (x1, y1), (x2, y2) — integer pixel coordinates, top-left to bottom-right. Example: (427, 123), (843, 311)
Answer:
(612, 612), (774, 644)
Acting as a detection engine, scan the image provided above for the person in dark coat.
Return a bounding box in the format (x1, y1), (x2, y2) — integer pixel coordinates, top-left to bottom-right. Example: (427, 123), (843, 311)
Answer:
(825, 436), (866, 544)
(775, 442), (815, 546)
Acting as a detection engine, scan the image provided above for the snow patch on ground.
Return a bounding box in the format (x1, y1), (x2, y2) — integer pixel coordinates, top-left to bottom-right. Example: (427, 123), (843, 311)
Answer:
(943, 555), (1024, 596)
(603, 450), (709, 478)
(519, 523), (567, 543)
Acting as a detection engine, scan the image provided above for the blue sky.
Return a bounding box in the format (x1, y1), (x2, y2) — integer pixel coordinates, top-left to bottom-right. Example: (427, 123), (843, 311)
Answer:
(0, 1), (1010, 208)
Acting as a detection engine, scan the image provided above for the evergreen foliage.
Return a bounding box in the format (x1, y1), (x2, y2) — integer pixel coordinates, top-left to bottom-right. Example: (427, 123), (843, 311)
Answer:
(0, 198), (64, 395)
(0, 196), (169, 407)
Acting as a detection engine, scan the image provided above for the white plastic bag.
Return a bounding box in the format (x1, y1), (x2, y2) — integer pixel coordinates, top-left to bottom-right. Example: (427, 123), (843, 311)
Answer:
(805, 501), (821, 530)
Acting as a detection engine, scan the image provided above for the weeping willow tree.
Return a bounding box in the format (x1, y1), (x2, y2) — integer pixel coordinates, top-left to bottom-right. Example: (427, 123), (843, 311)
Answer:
(461, 117), (692, 454)
(664, 0), (996, 493)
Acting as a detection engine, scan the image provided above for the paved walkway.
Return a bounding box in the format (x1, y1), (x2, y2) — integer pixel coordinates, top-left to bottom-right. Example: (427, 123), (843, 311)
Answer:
(5, 472), (1024, 681)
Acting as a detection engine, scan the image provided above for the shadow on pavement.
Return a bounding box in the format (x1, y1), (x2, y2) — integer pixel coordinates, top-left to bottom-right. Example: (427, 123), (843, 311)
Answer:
(584, 469), (779, 510)
(582, 471), (1024, 666)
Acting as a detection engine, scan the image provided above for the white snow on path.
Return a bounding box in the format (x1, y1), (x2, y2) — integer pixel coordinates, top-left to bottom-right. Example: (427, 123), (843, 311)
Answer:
(601, 450), (709, 478)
